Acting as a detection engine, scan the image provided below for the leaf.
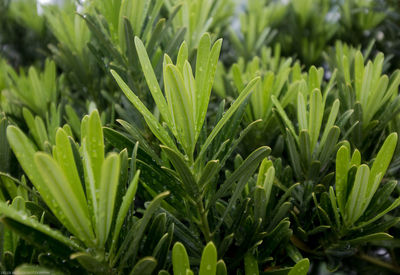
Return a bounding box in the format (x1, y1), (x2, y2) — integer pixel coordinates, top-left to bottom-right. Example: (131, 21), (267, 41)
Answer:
(161, 146), (198, 197)
(164, 64), (195, 156)
(355, 197), (400, 229)
(308, 89), (323, 151)
(14, 264), (63, 275)
(297, 92), (307, 131)
(288, 258), (310, 275)
(342, 233), (393, 245)
(6, 126), (60, 211)
(70, 252), (108, 273)
(97, 153), (120, 247)
(172, 242), (190, 275)
(195, 35), (223, 138)
(345, 165), (370, 225)
(213, 146), (270, 202)
(34, 153), (95, 245)
(134, 37), (171, 126)
(117, 191), (170, 268)
(85, 110), (104, 190)
(244, 252), (259, 275)
(199, 242), (217, 275)
(319, 99), (340, 150)
(216, 260), (227, 275)
(111, 70), (177, 151)
(271, 95), (297, 144)
(365, 133), (398, 205)
(0, 202), (82, 253)
(197, 77), (260, 163)
(198, 160), (220, 191)
(53, 128), (88, 219)
(335, 146), (350, 214)
(130, 257), (157, 275)
(110, 170), (140, 258)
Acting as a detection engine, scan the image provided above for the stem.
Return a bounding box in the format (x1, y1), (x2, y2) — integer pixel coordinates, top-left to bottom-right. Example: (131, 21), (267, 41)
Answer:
(196, 200), (212, 243)
(356, 253), (400, 274)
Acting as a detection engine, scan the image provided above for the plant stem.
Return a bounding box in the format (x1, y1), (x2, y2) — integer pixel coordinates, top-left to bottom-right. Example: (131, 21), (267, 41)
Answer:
(197, 200), (212, 243)
(356, 253), (400, 274)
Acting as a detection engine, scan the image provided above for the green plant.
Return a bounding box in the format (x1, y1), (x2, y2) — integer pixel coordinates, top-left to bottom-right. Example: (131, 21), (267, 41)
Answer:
(2, 59), (58, 118)
(304, 133), (400, 272)
(3, 110), (173, 273)
(335, 49), (400, 155)
(3, 1), (400, 274)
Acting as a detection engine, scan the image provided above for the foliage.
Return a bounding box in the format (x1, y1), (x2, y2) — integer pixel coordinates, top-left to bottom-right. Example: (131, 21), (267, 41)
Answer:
(1, 0), (400, 274)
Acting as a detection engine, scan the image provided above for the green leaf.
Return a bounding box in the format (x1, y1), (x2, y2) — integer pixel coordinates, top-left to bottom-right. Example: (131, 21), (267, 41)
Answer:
(320, 99), (340, 150)
(172, 242), (190, 275)
(14, 264), (63, 275)
(117, 191), (170, 268)
(216, 260), (227, 275)
(134, 37), (171, 127)
(0, 202), (82, 252)
(308, 89), (323, 151)
(164, 64), (195, 156)
(345, 164), (370, 225)
(271, 95), (297, 144)
(111, 70), (177, 150)
(97, 153), (120, 247)
(195, 35), (223, 138)
(288, 258), (309, 275)
(297, 92), (308, 131)
(198, 160), (220, 191)
(244, 252), (259, 275)
(110, 170), (140, 258)
(365, 133), (398, 206)
(199, 242), (217, 275)
(161, 146), (198, 197)
(335, 146), (350, 214)
(197, 77), (260, 162)
(355, 197), (400, 229)
(53, 128), (88, 219)
(130, 257), (157, 275)
(34, 152), (95, 245)
(70, 252), (109, 273)
(343, 233), (393, 245)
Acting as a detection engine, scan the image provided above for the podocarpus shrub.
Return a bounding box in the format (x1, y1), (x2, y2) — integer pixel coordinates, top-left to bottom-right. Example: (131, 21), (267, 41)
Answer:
(1, 0), (400, 274)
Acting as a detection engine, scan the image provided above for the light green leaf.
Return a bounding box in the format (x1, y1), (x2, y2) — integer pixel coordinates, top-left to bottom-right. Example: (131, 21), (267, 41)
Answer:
(111, 70), (177, 150)
(197, 77), (260, 162)
(110, 170), (140, 257)
(345, 164), (370, 225)
(134, 36), (171, 127)
(320, 99), (340, 149)
(0, 201), (82, 252)
(164, 64), (195, 156)
(199, 242), (217, 275)
(86, 110), (104, 191)
(288, 258), (309, 275)
(34, 153), (95, 245)
(244, 252), (259, 275)
(308, 88), (323, 151)
(297, 92), (307, 131)
(6, 126), (62, 225)
(366, 133), (398, 204)
(97, 153), (120, 247)
(195, 35), (223, 138)
(172, 242), (190, 275)
(53, 128), (88, 218)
